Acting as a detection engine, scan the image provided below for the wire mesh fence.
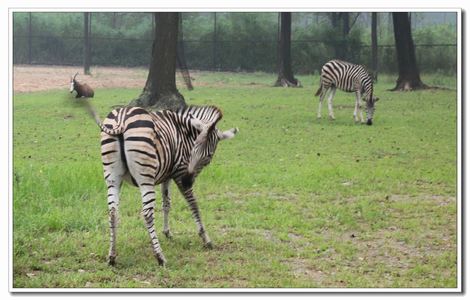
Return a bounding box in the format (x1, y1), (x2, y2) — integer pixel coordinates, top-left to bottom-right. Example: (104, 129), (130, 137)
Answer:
(12, 12), (458, 75)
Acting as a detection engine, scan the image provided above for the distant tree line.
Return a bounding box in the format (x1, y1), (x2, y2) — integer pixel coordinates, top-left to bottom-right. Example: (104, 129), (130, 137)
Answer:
(13, 12), (457, 74)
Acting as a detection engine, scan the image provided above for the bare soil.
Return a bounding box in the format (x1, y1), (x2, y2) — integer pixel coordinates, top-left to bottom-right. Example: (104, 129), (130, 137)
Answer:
(13, 65), (271, 94)
(13, 65), (150, 93)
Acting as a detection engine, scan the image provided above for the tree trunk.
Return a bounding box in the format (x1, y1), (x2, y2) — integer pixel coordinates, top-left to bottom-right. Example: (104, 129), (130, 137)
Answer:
(341, 12), (350, 60)
(328, 12), (351, 60)
(329, 12), (342, 59)
(83, 12), (91, 75)
(371, 12), (378, 82)
(176, 12), (193, 90)
(131, 12), (186, 110)
(391, 12), (428, 91)
(274, 12), (300, 87)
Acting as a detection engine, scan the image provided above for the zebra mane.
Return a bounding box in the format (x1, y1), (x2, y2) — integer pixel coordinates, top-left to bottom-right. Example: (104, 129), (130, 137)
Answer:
(178, 105), (223, 125)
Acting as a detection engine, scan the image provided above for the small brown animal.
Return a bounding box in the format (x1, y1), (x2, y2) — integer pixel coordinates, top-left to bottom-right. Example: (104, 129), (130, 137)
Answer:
(70, 73), (94, 98)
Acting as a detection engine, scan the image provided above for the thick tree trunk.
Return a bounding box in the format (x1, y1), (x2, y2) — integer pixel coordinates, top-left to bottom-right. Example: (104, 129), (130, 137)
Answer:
(391, 12), (428, 91)
(274, 12), (300, 87)
(329, 12), (342, 59)
(371, 12), (378, 82)
(341, 12), (350, 60)
(130, 12), (186, 110)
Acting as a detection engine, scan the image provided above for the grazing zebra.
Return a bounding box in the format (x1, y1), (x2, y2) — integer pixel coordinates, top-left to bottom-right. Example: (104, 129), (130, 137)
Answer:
(91, 104), (238, 266)
(315, 59), (379, 125)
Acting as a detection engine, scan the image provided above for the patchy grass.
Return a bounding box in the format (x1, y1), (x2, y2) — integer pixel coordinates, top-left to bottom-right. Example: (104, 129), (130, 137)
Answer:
(12, 71), (457, 288)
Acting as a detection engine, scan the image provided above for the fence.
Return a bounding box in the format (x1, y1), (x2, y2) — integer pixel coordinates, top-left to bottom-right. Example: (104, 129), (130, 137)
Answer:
(12, 12), (458, 75)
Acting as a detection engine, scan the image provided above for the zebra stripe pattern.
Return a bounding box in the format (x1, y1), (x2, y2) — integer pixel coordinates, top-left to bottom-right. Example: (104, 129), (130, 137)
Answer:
(99, 105), (238, 266)
(315, 59), (379, 125)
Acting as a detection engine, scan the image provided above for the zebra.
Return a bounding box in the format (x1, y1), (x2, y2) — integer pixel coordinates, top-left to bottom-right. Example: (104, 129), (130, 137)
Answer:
(88, 103), (238, 266)
(315, 59), (379, 125)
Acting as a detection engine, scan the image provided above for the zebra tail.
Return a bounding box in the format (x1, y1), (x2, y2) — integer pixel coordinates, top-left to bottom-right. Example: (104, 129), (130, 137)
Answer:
(82, 99), (124, 136)
(315, 85), (322, 96)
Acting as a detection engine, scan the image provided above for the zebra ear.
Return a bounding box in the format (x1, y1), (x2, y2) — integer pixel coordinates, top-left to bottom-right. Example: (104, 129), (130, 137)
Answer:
(188, 114), (205, 132)
(218, 127), (239, 140)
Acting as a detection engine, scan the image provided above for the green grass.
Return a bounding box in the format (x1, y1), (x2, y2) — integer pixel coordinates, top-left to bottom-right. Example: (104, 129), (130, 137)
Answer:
(13, 72), (458, 288)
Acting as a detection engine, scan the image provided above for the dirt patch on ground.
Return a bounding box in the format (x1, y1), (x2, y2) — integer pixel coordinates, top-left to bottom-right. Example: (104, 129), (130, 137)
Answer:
(13, 65), (212, 93)
(13, 65), (151, 93)
(12, 65), (265, 93)
(283, 258), (327, 283)
(387, 194), (455, 206)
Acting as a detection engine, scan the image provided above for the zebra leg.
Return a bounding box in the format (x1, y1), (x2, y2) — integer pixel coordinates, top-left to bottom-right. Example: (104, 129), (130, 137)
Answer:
(359, 100), (365, 123)
(176, 180), (212, 249)
(139, 184), (167, 266)
(317, 88), (327, 119)
(106, 177), (122, 266)
(354, 91), (361, 122)
(161, 180), (173, 239)
(101, 132), (127, 266)
(327, 87), (336, 120)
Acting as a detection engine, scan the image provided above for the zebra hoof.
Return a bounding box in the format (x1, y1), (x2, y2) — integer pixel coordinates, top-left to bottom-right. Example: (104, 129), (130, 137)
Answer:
(163, 230), (173, 239)
(204, 241), (213, 250)
(108, 256), (117, 266)
(156, 255), (167, 266)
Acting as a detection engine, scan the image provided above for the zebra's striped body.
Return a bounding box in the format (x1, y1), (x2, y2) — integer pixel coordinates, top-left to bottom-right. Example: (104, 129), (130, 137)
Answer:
(99, 105), (238, 266)
(315, 60), (379, 125)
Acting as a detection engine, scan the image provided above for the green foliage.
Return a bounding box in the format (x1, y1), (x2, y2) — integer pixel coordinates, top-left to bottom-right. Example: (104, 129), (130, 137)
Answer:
(413, 24), (458, 73)
(353, 18), (457, 74)
(182, 12), (279, 71)
(13, 72), (457, 288)
(13, 12), (457, 74)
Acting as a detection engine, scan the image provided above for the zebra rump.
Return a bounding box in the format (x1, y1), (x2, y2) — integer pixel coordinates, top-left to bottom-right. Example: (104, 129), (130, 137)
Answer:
(96, 105), (238, 266)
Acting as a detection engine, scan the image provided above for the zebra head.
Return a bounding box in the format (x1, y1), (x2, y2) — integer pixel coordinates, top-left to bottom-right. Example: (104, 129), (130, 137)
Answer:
(365, 96), (379, 125)
(185, 110), (238, 181)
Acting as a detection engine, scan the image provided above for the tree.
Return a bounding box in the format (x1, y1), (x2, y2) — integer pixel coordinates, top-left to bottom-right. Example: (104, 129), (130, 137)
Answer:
(328, 12), (361, 60)
(130, 12), (186, 110)
(274, 12), (300, 87)
(371, 12), (378, 81)
(83, 12), (91, 75)
(391, 12), (428, 91)
(176, 13), (193, 91)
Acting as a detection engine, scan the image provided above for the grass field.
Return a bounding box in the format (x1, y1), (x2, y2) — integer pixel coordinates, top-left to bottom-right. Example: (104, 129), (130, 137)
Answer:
(12, 71), (458, 288)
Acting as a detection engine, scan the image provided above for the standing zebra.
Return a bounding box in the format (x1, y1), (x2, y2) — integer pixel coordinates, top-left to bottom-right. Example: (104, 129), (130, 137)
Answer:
(315, 59), (379, 125)
(89, 104), (238, 266)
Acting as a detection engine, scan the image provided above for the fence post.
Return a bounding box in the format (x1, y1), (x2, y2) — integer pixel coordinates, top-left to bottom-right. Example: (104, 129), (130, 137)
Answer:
(28, 12), (32, 64)
(84, 12), (91, 75)
(212, 12), (217, 71)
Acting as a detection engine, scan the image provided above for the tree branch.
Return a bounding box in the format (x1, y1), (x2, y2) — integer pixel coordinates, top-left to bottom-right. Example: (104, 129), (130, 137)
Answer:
(348, 12), (361, 33)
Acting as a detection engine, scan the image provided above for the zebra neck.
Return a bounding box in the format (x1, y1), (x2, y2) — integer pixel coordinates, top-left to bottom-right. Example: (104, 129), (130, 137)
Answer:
(166, 111), (199, 162)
